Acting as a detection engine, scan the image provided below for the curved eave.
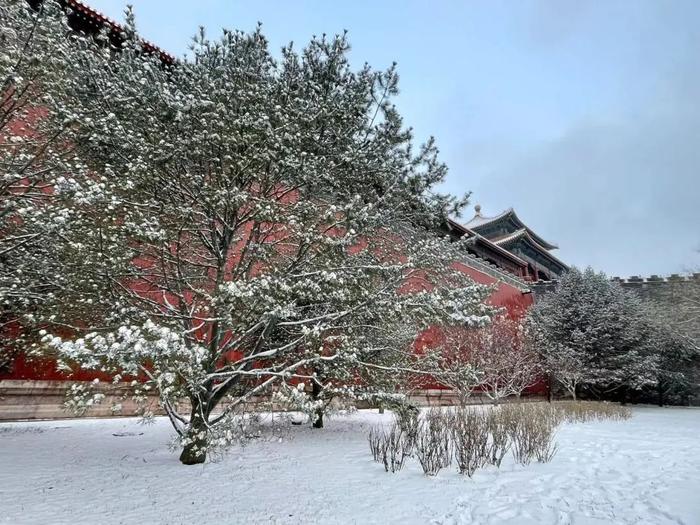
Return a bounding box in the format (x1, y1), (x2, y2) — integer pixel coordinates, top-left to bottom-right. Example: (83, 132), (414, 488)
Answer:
(496, 229), (568, 271)
(446, 219), (529, 267)
(467, 208), (558, 250)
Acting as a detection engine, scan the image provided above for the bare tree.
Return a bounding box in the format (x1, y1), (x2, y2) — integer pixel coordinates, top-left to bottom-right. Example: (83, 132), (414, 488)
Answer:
(469, 316), (542, 403)
(421, 326), (484, 405)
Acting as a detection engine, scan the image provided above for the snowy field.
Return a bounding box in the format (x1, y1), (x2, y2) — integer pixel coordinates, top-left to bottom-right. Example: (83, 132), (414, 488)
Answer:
(1, 407), (699, 525)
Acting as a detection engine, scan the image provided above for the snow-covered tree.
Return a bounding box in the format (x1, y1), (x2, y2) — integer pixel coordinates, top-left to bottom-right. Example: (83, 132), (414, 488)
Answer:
(470, 315), (541, 403)
(641, 274), (700, 404)
(536, 342), (585, 401)
(657, 274), (700, 346)
(0, 1), (86, 372)
(528, 267), (660, 401)
(420, 325), (484, 405)
(21, 6), (496, 463)
(640, 299), (698, 406)
(423, 314), (541, 404)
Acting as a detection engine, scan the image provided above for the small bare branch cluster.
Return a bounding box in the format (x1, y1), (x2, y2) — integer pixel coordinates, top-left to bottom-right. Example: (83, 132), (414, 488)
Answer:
(414, 409), (453, 475)
(367, 422), (412, 473)
(367, 426), (385, 462)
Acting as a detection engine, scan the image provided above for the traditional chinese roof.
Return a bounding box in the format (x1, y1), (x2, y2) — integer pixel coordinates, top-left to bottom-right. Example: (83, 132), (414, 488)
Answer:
(464, 205), (558, 250)
(29, 0), (175, 64)
(446, 219), (528, 268)
(442, 219), (531, 290)
(492, 228), (568, 271)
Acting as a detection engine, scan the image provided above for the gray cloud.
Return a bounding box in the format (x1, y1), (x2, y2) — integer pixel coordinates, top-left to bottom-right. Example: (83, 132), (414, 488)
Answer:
(469, 67), (700, 276)
(453, 0), (700, 277)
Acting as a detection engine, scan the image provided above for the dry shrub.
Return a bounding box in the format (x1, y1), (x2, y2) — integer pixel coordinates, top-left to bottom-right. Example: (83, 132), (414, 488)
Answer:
(368, 423), (412, 473)
(553, 400), (632, 423)
(414, 408), (452, 476)
(382, 424), (411, 473)
(499, 403), (558, 465)
(511, 419), (557, 464)
(368, 400), (632, 477)
(486, 408), (512, 467)
(496, 401), (631, 465)
(368, 426), (385, 462)
(451, 407), (490, 476)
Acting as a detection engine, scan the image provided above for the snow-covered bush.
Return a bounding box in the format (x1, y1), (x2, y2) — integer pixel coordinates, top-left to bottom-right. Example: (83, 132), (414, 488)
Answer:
(528, 268), (663, 401)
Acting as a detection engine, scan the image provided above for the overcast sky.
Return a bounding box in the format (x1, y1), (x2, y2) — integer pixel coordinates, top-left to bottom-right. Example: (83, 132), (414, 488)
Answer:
(87, 0), (700, 277)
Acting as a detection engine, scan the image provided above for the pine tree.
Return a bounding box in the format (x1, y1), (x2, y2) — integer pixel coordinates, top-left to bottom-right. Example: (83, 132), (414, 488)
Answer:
(10, 4), (496, 463)
(1, 0), (92, 373)
(528, 267), (660, 401)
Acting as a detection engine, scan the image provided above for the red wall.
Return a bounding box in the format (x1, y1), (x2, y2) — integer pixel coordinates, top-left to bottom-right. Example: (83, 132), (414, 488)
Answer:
(2, 262), (534, 383)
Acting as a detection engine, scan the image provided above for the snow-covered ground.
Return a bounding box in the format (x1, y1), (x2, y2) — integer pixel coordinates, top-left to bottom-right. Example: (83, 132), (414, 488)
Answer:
(1, 407), (698, 525)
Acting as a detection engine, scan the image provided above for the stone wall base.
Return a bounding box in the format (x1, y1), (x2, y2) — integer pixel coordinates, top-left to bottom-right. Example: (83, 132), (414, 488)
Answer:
(0, 380), (545, 421)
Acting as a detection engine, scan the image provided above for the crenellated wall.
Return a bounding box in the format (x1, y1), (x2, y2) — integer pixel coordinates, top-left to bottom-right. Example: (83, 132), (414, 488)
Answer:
(530, 273), (700, 302)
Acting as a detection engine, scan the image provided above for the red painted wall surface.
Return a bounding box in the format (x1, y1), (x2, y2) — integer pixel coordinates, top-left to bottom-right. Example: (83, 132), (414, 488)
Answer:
(411, 263), (546, 395)
(1, 262), (534, 383)
(1, 106), (539, 393)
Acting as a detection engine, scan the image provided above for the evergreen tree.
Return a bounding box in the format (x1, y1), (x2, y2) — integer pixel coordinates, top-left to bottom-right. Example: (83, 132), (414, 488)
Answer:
(6, 3), (496, 463)
(528, 267), (660, 401)
(1, 0), (81, 372)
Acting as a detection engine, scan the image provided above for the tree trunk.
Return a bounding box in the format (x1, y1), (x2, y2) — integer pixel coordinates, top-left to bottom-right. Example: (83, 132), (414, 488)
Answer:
(547, 372), (554, 403)
(179, 403), (209, 465)
(179, 427), (208, 465)
(657, 380), (664, 407)
(311, 379), (324, 429)
(313, 410), (324, 428)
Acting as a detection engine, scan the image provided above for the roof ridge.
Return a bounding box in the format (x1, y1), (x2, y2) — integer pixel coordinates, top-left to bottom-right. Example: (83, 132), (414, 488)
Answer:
(42, 0), (176, 63)
(492, 228), (527, 245)
(465, 207), (558, 250)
